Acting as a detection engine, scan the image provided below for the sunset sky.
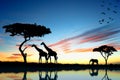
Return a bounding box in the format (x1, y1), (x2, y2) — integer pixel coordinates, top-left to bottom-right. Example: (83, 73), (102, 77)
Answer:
(0, 0), (120, 64)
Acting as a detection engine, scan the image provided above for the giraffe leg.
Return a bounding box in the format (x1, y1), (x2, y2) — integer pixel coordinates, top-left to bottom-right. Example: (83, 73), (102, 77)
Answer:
(45, 55), (48, 63)
(48, 55), (50, 63)
(54, 56), (56, 63)
(39, 56), (42, 63)
(50, 56), (51, 63)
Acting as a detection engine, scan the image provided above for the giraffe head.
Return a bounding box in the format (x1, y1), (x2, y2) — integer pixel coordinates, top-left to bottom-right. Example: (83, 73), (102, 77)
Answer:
(31, 44), (36, 47)
(41, 42), (44, 45)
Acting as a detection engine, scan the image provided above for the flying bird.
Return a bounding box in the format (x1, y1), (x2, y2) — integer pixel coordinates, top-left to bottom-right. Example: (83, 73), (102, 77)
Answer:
(100, 5), (104, 7)
(114, 5), (118, 7)
(107, 8), (110, 11)
(101, 12), (106, 15)
(109, 17), (114, 21)
(101, 19), (104, 22)
(113, 11), (117, 14)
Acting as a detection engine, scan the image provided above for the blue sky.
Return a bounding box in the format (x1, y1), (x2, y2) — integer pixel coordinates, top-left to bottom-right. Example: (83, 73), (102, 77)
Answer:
(0, 0), (120, 64)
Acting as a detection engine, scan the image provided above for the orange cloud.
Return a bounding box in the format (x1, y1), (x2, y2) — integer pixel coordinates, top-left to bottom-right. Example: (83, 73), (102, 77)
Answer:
(0, 51), (9, 61)
(6, 53), (33, 59)
(7, 56), (21, 59)
(7, 75), (21, 79)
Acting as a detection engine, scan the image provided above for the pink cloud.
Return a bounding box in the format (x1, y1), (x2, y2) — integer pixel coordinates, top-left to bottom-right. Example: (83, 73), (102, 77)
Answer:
(69, 48), (93, 53)
(48, 25), (120, 53)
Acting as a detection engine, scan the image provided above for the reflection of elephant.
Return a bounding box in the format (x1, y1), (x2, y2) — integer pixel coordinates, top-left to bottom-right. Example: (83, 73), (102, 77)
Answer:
(89, 59), (98, 65)
(101, 69), (111, 80)
(89, 68), (99, 76)
(48, 71), (58, 80)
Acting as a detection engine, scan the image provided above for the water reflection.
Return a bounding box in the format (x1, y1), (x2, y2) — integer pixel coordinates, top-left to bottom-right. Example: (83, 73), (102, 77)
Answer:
(101, 69), (111, 80)
(1, 69), (120, 80)
(47, 71), (58, 80)
(89, 68), (99, 76)
(22, 71), (27, 80)
(39, 71), (48, 80)
(39, 71), (58, 80)
(89, 68), (111, 80)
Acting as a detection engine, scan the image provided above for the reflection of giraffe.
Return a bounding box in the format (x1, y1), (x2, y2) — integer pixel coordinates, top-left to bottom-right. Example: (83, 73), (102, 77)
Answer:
(41, 42), (58, 63)
(48, 71), (58, 80)
(39, 71), (49, 80)
(32, 44), (48, 63)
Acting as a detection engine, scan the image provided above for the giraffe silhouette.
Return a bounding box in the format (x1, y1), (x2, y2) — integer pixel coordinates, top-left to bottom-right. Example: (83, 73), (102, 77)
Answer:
(41, 42), (58, 63)
(31, 44), (48, 63)
(48, 71), (58, 80)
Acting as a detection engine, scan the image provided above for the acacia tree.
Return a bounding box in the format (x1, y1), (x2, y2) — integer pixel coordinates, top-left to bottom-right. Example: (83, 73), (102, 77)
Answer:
(93, 45), (117, 65)
(3, 23), (51, 63)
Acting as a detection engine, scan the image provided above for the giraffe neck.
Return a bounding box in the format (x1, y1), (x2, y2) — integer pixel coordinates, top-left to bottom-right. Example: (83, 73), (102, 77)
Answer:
(42, 43), (51, 51)
(34, 46), (40, 52)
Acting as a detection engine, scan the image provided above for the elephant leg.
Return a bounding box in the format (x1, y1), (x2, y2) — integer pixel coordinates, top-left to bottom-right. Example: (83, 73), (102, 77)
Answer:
(54, 55), (57, 63)
(45, 56), (48, 63)
(47, 55), (50, 63)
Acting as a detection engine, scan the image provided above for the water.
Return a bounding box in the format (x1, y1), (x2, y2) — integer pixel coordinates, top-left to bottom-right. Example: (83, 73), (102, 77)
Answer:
(0, 69), (120, 80)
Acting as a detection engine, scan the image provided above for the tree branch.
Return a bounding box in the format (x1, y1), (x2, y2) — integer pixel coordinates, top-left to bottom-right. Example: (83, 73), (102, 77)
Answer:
(23, 47), (28, 52)
(100, 51), (106, 59)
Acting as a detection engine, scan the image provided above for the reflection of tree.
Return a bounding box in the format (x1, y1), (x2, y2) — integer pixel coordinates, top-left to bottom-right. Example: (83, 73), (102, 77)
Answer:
(89, 68), (99, 77)
(22, 71), (27, 80)
(101, 69), (111, 80)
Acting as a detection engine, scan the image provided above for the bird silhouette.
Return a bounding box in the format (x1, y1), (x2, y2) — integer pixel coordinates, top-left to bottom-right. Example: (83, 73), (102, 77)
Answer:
(101, 19), (104, 22)
(107, 8), (110, 11)
(101, 12), (106, 15)
(100, 5), (104, 7)
(99, 0), (119, 25)
(114, 5), (118, 7)
(113, 11), (117, 14)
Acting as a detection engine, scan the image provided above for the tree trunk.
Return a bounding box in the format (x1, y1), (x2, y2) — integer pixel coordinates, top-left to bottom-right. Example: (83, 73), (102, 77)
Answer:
(23, 55), (27, 64)
(105, 59), (107, 65)
(19, 39), (29, 64)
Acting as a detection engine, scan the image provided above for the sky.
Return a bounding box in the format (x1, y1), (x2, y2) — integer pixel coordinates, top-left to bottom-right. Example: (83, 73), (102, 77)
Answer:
(0, 0), (120, 64)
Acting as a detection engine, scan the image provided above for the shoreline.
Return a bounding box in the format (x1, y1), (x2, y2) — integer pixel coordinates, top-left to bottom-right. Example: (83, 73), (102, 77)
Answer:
(0, 62), (120, 73)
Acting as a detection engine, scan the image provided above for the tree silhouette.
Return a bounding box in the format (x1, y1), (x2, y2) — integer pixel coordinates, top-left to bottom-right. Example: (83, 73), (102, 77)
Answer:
(3, 23), (51, 63)
(93, 45), (117, 65)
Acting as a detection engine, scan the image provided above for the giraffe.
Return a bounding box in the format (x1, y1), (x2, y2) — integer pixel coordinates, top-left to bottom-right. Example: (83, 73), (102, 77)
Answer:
(31, 44), (48, 63)
(41, 42), (58, 63)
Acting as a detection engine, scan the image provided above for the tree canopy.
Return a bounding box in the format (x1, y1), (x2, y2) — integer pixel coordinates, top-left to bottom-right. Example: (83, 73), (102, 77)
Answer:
(3, 23), (51, 40)
(3, 23), (51, 63)
(93, 45), (117, 65)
